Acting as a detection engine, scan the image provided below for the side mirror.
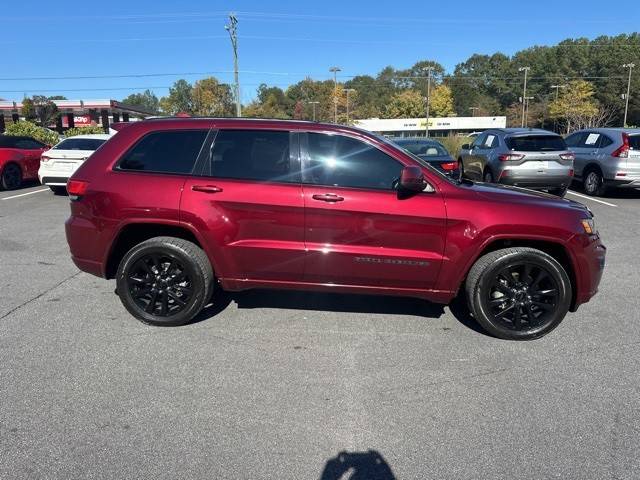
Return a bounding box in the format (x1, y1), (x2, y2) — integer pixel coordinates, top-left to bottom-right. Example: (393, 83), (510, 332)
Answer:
(461, 143), (470, 150)
(399, 166), (433, 192)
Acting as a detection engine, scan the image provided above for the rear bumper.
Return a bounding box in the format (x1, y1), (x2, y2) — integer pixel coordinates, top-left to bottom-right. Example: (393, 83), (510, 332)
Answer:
(65, 215), (107, 278)
(38, 162), (80, 185)
(606, 177), (640, 188)
(499, 174), (572, 190)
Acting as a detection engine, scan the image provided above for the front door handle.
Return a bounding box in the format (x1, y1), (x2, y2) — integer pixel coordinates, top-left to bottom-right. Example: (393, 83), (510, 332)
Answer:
(312, 193), (344, 202)
(192, 185), (223, 194)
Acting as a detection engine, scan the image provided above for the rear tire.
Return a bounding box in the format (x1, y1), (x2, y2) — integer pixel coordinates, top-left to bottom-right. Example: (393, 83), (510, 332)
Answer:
(583, 169), (607, 196)
(116, 236), (214, 326)
(483, 169), (495, 183)
(465, 247), (572, 340)
(457, 159), (464, 181)
(49, 186), (67, 195)
(1, 163), (22, 190)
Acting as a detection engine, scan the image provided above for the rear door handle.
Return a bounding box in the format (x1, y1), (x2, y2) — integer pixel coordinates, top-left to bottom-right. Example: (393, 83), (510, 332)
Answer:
(192, 185), (223, 194)
(312, 193), (344, 202)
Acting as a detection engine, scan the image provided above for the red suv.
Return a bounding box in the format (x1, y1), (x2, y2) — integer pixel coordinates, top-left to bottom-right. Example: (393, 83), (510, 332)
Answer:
(65, 118), (606, 340)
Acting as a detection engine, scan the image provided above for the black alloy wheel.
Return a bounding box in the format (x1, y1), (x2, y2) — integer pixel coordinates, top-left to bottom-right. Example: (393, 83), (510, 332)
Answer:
(466, 247), (572, 340)
(483, 262), (560, 333)
(1, 163), (22, 190)
(127, 253), (194, 317)
(116, 237), (213, 326)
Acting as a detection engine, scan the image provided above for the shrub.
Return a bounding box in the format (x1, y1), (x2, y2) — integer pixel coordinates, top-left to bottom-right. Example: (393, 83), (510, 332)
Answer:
(4, 121), (60, 146)
(65, 126), (105, 137)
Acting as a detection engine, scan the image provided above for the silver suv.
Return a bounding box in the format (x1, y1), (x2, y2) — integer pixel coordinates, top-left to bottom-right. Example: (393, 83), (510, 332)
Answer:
(458, 128), (574, 196)
(565, 128), (640, 196)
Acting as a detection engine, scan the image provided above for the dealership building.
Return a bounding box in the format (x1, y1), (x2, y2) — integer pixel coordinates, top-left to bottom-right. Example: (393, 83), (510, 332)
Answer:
(355, 116), (507, 137)
(0, 99), (154, 133)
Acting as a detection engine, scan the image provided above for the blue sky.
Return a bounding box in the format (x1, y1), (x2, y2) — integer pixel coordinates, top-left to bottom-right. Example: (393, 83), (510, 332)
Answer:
(2, 0), (639, 103)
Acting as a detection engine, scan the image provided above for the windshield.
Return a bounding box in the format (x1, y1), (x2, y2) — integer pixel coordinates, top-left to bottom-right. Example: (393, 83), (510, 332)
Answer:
(505, 135), (566, 151)
(54, 138), (106, 151)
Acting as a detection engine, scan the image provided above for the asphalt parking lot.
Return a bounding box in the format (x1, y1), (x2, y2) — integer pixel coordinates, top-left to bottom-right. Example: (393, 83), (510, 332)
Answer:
(1, 184), (639, 479)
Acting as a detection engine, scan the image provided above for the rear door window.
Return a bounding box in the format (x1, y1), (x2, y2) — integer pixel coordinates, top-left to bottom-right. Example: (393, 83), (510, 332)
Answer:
(505, 135), (566, 151)
(208, 129), (295, 183)
(582, 133), (600, 147)
(14, 138), (45, 149)
(118, 130), (208, 174)
(565, 132), (586, 148)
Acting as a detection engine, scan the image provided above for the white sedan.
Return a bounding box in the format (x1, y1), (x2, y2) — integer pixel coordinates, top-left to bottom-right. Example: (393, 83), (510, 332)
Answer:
(38, 134), (111, 194)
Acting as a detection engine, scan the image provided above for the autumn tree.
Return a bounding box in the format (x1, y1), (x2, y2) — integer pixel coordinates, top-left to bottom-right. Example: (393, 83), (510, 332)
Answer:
(160, 79), (193, 114)
(549, 80), (601, 133)
(386, 90), (425, 118)
(192, 77), (234, 116)
(429, 84), (455, 117)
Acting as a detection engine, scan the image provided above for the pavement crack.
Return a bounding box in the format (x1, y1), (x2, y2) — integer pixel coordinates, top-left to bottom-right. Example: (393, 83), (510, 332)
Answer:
(0, 271), (80, 320)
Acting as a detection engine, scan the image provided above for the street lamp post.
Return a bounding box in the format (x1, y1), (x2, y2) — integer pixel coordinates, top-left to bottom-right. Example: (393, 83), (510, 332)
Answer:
(329, 66), (341, 123)
(343, 88), (356, 124)
(623, 63), (635, 127)
(424, 66), (434, 137)
(308, 101), (320, 121)
(519, 66), (531, 128)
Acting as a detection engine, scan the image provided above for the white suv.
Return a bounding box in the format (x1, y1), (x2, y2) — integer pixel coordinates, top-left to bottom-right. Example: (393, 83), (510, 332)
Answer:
(39, 134), (110, 194)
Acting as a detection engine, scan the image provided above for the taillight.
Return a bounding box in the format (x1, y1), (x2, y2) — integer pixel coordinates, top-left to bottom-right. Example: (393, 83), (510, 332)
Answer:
(569, 169), (574, 177)
(440, 161), (458, 171)
(41, 154), (51, 163)
(67, 179), (89, 200)
(612, 133), (630, 158)
(559, 152), (575, 160)
(499, 154), (524, 161)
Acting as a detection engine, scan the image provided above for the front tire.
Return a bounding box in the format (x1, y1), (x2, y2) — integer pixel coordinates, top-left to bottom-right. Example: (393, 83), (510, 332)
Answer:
(483, 169), (495, 184)
(116, 236), (214, 326)
(1, 163), (22, 190)
(465, 247), (572, 340)
(549, 186), (568, 197)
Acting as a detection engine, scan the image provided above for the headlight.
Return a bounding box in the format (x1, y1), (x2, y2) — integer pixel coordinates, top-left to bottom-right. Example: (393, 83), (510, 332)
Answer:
(581, 218), (596, 235)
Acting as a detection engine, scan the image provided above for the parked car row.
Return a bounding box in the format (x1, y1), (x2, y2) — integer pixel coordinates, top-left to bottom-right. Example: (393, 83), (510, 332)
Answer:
(0, 133), (109, 192)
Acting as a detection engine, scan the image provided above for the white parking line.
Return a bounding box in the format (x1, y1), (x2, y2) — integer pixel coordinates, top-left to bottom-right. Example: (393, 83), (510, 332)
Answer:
(1, 188), (50, 201)
(566, 190), (618, 208)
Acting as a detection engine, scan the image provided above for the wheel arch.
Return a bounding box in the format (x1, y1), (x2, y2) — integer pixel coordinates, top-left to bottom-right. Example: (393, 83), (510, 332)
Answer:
(105, 222), (214, 279)
(459, 237), (579, 311)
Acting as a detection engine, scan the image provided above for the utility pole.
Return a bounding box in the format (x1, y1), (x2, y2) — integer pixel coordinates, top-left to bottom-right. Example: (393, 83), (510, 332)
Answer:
(225, 13), (241, 117)
(550, 84), (566, 132)
(469, 107), (480, 117)
(343, 88), (355, 124)
(424, 66), (434, 137)
(329, 66), (341, 123)
(523, 96), (534, 127)
(519, 66), (530, 128)
(623, 63), (635, 127)
(308, 101), (320, 121)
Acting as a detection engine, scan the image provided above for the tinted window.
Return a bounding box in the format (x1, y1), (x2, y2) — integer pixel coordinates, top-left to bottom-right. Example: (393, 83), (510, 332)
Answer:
(304, 133), (402, 190)
(209, 130), (293, 182)
(564, 132), (585, 147)
(471, 133), (487, 148)
(0, 136), (18, 148)
(14, 138), (45, 149)
(581, 132), (601, 147)
(598, 135), (613, 148)
(118, 130), (208, 174)
(54, 138), (106, 151)
(629, 135), (640, 150)
(505, 135), (566, 151)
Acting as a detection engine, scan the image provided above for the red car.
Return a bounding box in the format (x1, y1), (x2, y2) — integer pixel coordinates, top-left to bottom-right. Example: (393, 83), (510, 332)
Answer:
(65, 118), (606, 340)
(0, 135), (50, 190)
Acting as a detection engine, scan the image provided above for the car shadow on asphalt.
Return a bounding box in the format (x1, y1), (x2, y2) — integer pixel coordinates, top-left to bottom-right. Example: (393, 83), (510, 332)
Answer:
(193, 287), (487, 336)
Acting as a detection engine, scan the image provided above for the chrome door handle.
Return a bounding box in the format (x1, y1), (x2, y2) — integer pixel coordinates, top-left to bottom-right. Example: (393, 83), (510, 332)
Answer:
(312, 193), (344, 202)
(192, 185), (223, 193)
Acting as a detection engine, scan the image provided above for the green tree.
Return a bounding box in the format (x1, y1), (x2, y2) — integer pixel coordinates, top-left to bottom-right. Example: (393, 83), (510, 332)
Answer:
(5, 121), (59, 145)
(386, 90), (425, 118)
(159, 79), (193, 114)
(21, 97), (37, 121)
(192, 77), (234, 116)
(122, 89), (160, 113)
